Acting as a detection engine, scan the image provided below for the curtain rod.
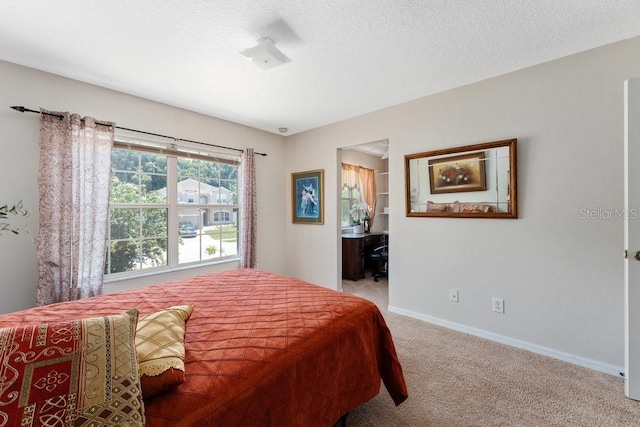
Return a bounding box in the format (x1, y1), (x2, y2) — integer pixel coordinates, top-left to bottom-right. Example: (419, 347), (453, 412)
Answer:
(9, 106), (267, 157)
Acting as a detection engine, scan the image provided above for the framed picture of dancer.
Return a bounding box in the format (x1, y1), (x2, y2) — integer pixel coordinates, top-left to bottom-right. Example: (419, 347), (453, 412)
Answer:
(291, 169), (324, 224)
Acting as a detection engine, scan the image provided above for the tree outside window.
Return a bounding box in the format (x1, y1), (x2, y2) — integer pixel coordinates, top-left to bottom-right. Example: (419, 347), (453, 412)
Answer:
(105, 147), (239, 276)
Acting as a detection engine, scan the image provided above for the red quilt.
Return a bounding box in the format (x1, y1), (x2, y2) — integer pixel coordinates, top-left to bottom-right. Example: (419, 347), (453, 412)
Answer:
(0, 269), (407, 426)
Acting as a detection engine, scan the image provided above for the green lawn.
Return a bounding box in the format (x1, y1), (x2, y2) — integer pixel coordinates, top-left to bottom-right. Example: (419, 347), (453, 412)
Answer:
(204, 224), (238, 243)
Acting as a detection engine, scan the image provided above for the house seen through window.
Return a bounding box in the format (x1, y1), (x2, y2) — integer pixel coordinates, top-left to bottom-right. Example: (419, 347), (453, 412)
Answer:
(105, 146), (239, 276)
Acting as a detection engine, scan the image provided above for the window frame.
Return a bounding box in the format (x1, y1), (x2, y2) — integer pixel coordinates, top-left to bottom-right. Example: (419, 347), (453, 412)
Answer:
(105, 142), (241, 281)
(341, 184), (361, 227)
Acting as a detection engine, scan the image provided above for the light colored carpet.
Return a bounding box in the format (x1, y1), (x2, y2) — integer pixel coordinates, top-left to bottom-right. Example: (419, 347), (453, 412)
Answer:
(342, 278), (640, 426)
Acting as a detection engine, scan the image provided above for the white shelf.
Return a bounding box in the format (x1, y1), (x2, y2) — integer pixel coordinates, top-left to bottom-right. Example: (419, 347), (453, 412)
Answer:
(375, 172), (389, 232)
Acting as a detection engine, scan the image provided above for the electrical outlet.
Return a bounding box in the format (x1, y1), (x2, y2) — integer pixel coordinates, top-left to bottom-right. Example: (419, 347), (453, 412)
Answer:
(449, 289), (459, 303)
(493, 297), (504, 313)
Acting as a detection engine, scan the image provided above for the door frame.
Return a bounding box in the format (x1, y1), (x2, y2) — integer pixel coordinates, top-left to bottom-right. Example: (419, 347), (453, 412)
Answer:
(624, 78), (640, 400)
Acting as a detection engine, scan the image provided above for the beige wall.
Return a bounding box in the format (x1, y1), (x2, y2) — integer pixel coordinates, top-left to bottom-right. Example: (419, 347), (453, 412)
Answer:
(0, 60), (287, 314)
(2, 35), (639, 374)
(340, 147), (387, 171)
(285, 36), (640, 373)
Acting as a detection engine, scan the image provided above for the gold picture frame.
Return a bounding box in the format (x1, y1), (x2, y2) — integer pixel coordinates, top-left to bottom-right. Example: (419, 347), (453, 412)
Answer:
(428, 152), (487, 194)
(291, 169), (324, 224)
(405, 138), (517, 218)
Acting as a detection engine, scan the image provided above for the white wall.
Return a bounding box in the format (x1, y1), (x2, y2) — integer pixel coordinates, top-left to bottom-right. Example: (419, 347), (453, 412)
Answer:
(0, 60), (287, 314)
(285, 36), (640, 372)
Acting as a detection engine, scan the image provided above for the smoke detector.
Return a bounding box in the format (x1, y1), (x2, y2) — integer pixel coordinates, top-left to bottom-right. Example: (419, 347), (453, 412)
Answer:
(240, 38), (291, 70)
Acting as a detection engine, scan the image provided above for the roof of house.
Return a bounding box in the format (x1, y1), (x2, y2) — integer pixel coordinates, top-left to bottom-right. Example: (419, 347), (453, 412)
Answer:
(157, 178), (232, 196)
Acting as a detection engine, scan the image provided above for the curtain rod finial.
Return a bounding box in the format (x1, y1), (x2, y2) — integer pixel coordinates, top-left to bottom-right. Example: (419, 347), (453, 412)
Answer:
(10, 106), (26, 112)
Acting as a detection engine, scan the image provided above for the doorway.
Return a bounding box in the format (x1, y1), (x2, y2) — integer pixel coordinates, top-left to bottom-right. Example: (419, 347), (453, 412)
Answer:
(338, 140), (389, 299)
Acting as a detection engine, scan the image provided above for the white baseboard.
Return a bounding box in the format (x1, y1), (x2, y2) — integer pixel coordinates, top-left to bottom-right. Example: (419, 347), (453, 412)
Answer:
(387, 305), (624, 378)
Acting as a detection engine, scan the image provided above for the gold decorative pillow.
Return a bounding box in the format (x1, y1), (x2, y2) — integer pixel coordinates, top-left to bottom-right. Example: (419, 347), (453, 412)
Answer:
(136, 305), (194, 398)
(448, 201), (461, 212)
(426, 201), (449, 212)
(0, 309), (144, 426)
(459, 203), (495, 213)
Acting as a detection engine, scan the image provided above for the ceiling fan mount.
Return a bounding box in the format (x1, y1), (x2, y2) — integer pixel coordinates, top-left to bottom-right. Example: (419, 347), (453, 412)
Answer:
(239, 38), (291, 70)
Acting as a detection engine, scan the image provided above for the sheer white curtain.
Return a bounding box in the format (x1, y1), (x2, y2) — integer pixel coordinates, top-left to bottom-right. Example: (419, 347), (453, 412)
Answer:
(240, 148), (257, 268)
(36, 111), (114, 305)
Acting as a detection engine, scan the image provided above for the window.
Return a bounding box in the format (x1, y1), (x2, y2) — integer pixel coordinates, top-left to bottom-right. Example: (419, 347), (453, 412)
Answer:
(341, 185), (361, 227)
(105, 146), (239, 276)
(341, 163), (376, 227)
(213, 210), (231, 223)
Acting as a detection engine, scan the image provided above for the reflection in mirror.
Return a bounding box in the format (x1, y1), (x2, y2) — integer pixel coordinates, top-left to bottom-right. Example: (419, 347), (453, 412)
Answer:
(405, 139), (517, 218)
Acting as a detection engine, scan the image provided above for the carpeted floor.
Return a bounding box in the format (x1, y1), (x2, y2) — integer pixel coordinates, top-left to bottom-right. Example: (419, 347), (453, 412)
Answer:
(342, 277), (640, 426)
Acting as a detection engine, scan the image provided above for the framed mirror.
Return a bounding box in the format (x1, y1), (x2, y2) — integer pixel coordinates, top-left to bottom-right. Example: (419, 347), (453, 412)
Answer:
(405, 138), (517, 218)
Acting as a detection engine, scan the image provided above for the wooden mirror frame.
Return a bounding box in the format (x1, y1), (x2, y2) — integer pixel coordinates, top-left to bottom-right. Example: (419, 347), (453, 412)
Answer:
(405, 138), (517, 218)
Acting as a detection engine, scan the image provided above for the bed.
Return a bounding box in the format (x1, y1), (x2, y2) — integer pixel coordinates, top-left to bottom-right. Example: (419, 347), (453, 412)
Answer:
(0, 269), (407, 426)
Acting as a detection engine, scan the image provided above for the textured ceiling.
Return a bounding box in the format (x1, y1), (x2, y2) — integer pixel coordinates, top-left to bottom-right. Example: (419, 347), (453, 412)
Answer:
(1, 1), (640, 136)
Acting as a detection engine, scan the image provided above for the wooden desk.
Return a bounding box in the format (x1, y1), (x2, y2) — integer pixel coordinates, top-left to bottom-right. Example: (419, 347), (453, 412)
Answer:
(342, 232), (384, 280)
